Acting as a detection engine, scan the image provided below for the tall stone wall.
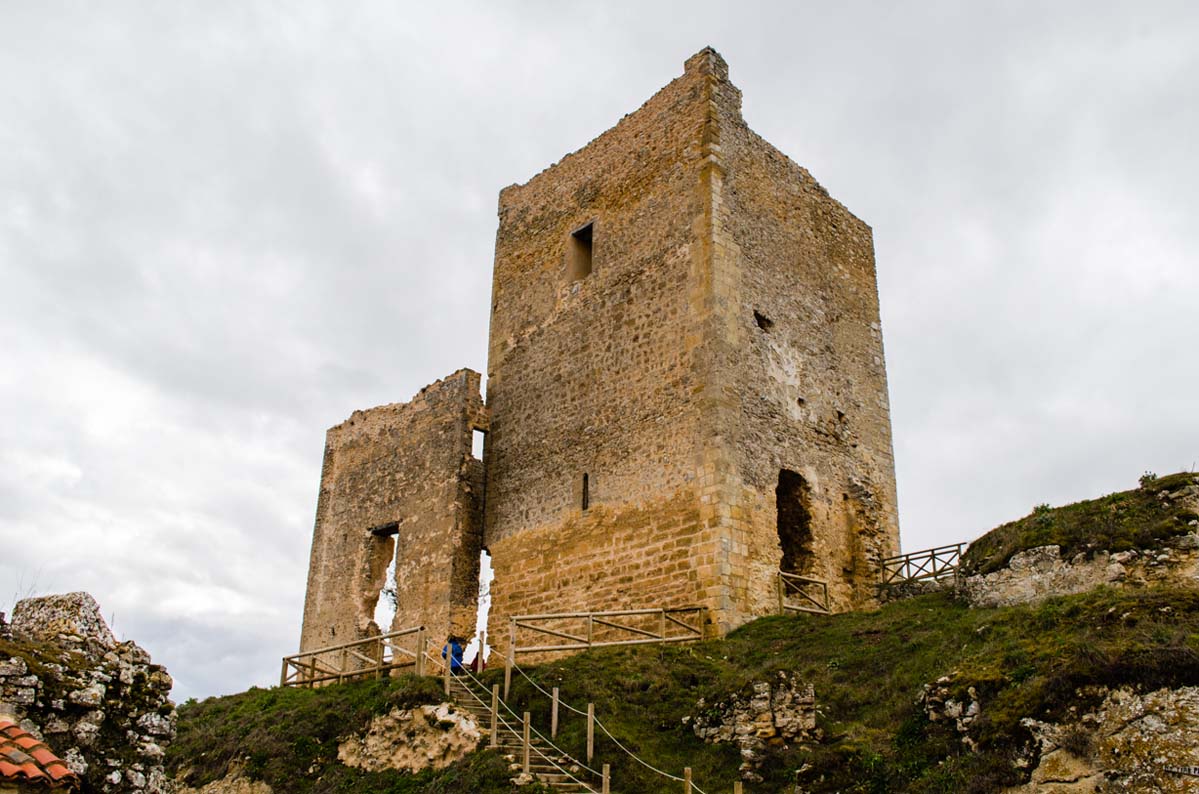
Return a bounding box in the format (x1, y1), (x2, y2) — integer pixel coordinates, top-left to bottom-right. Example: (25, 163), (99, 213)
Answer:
(299, 369), (488, 654)
(483, 48), (899, 635)
(299, 48), (900, 650)
(701, 58), (900, 618)
(483, 49), (725, 635)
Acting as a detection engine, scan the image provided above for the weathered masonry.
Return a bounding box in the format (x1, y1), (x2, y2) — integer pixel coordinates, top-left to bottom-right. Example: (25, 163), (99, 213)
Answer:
(299, 47), (900, 655)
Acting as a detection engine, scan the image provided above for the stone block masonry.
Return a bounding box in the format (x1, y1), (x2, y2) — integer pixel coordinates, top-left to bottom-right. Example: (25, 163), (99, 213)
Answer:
(299, 369), (488, 654)
(299, 46), (899, 657)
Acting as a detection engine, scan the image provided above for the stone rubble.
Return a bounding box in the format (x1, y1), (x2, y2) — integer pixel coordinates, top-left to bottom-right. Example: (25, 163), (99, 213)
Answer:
(920, 673), (982, 751)
(0, 592), (175, 793)
(688, 670), (818, 782)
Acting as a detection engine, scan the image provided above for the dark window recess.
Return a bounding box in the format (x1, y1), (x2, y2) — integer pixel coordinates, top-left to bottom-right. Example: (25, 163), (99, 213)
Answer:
(369, 521), (400, 537)
(776, 469), (814, 575)
(754, 310), (773, 331)
(568, 222), (594, 281)
(581, 473), (590, 511)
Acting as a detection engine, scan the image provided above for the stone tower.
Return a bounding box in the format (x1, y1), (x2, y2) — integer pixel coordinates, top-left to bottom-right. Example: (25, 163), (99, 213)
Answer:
(298, 47), (899, 656)
(482, 48), (898, 635)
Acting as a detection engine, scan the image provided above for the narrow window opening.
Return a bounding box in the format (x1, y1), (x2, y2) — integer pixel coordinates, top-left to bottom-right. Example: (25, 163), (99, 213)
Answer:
(754, 310), (773, 331)
(776, 469), (814, 575)
(567, 222), (594, 282)
(581, 473), (590, 511)
(471, 428), (486, 460)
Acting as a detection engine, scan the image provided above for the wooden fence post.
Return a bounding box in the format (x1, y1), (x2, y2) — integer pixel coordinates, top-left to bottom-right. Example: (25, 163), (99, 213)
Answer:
(339, 648), (347, 683)
(586, 703), (595, 765)
(777, 574), (785, 615)
(490, 684), (499, 748)
(602, 763), (610, 794)
(505, 618), (516, 700)
(279, 659), (289, 688)
(522, 712), (531, 774)
(660, 609), (667, 641)
(443, 637), (452, 696)
(734, 781), (743, 794)
(416, 628), (426, 676)
(551, 687), (560, 739)
(684, 767), (692, 792)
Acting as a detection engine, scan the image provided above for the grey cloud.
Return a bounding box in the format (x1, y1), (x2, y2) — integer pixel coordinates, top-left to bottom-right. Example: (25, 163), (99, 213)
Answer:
(2, 1), (1196, 699)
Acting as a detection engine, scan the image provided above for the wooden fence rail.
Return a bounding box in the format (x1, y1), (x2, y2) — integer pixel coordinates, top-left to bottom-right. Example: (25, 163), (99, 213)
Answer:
(281, 625), (430, 688)
(879, 542), (967, 585)
(507, 606), (707, 657)
(776, 571), (831, 615)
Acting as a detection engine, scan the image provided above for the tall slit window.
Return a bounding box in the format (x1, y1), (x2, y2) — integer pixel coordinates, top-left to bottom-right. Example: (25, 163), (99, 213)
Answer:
(581, 473), (590, 511)
(567, 222), (594, 281)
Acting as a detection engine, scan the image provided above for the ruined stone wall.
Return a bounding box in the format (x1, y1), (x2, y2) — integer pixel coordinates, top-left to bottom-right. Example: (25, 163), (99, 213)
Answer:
(483, 52), (725, 630)
(701, 60), (900, 617)
(299, 369), (488, 653)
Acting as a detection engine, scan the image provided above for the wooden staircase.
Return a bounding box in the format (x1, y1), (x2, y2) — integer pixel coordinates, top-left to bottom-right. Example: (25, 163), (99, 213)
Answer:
(448, 678), (600, 792)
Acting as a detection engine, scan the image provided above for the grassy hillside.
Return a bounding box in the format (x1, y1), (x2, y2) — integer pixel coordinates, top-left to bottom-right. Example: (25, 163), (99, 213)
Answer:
(960, 471), (1199, 576)
(169, 585), (1199, 793)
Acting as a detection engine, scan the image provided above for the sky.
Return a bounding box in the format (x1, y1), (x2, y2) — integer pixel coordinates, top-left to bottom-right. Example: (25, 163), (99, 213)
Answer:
(1, 2), (1196, 702)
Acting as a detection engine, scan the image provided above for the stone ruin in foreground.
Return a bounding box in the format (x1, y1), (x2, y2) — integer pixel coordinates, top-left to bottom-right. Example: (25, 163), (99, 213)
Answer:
(299, 48), (900, 657)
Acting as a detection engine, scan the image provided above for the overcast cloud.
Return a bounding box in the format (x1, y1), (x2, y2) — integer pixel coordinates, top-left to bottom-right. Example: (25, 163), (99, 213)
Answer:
(2, 1), (1196, 701)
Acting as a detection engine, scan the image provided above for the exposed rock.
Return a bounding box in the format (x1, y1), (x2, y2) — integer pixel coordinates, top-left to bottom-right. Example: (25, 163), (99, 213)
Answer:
(1006, 686), (1199, 793)
(690, 671), (818, 782)
(1, 592), (175, 793)
(960, 544), (1199, 608)
(176, 765), (274, 794)
(12, 592), (117, 650)
(337, 702), (480, 773)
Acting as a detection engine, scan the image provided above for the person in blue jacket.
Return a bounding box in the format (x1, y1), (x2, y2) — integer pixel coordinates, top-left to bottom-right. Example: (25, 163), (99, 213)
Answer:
(442, 635), (465, 673)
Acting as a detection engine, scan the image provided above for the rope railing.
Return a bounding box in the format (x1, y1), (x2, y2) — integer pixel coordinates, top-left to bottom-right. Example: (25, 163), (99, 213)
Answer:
(422, 648), (602, 792)
(510, 658), (713, 794)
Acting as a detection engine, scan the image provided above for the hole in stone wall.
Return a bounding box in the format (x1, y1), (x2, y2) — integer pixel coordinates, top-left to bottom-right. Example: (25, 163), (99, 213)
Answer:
(472, 428), (486, 460)
(581, 473), (590, 511)
(567, 222), (594, 282)
(754, 310), (773, 331)
(370, 521), (399, 537)
(776, 469), (815, 575)
(371, 526), (400, 632)
(464, 548), (493, 667)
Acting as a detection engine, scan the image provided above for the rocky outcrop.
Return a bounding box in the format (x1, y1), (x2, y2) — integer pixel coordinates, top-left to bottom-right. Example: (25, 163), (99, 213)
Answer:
(337, 702), (480, 773)
(176, 766), (273, 794)
(960, 539), (1199, 609)
(688, 671), (818, 782)
(1007, 686), (1199, 793)
(0, 592), (175, 793)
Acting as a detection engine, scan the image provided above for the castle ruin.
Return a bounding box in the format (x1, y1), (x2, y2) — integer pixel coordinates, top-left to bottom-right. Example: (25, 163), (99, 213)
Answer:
(299, 48), (900, 656)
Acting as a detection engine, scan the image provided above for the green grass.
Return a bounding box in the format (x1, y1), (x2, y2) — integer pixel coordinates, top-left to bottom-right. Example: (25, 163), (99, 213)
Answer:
(169, 588), (1199, 793)
(960, 471), (1199, 576)
(485, 586), (1199, 793)
(167, 675), (548, 793)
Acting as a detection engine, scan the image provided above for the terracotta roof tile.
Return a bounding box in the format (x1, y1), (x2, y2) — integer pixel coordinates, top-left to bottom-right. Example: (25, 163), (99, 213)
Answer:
(0, 720), (79, 789)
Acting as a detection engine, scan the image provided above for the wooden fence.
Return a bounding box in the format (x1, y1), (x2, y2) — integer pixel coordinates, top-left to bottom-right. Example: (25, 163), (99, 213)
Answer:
(280, 625), (431, 688)
(776, 571), (831, 615)
(879, 542), (966, 585)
